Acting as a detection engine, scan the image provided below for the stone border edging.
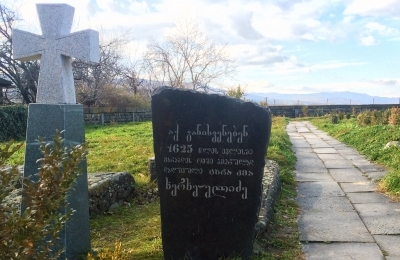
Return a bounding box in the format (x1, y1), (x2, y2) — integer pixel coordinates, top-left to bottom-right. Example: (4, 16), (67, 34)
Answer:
(255, 159), (281, 236)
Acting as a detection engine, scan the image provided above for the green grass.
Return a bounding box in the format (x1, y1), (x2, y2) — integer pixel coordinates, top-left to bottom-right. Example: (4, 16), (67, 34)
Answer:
(310, 116), (400, 197)
(2, 118), (303, 259)
(85, 122), (154, 186)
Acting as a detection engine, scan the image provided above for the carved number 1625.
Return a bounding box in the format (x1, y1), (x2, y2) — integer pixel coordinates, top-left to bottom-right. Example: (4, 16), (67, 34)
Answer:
(167, 144), (193, 153)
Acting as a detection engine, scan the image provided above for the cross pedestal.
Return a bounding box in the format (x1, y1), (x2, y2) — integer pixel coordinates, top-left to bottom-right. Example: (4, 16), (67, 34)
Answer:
(24, 104), (90, 259)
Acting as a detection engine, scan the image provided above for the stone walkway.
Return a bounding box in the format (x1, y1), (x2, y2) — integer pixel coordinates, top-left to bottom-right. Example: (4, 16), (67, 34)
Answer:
(287, 121), (400, 260)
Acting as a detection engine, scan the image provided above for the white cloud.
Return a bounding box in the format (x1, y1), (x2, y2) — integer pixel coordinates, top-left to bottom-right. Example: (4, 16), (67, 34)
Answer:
(344, 0), (400, 17)
(365, 22), (399, 36)
(361, 35), (378, 46)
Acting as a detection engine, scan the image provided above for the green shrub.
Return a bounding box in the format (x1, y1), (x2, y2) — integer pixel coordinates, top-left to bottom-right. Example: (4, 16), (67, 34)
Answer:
(0, 132), (86, 259)
(337, 111), (345, 120)
(351, 107), (357, 117)
(330, 114), (339, 124)
(0, 105), (28, 141)
(345, 113), (351, 119)
(357, 110), (372, 126)
(301, 106), (308, 117)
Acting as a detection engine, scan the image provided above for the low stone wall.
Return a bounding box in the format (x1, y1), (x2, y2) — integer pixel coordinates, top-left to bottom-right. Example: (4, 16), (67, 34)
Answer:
(2, 170), (136, 217)
(88, 172), (135, 215)
(83, 107), (151, 125)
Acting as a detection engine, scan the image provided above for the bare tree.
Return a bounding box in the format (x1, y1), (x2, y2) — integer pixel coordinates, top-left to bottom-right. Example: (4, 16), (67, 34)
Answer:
(73, 32), (136, 106)
(142, 20), (236, 91)
(0, 3), (39, 104)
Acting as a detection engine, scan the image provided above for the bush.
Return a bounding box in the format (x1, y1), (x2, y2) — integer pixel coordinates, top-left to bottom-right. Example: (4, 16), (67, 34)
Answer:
(0, 105), (28, 141)
(301, 106), (308, 117)
(0, 132), (86, 259)
(330, 114), (339, 124)
(337, 111), (345, 120)
(357, 110), (372, 126)
(388, 107), (400, 125)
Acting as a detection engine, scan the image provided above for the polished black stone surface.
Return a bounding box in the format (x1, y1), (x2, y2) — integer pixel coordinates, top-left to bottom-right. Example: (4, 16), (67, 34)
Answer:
(152, 87), (272, 260)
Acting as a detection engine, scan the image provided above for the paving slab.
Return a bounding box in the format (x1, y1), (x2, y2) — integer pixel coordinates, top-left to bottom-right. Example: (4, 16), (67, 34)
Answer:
(347, 192), (393, 204)
(292, 147), (315, 154)
(313, 148), (338, 154)
(356, 164), (387, 173)
(294, 152), (320, 160)
(337, 148), (360, 155)
(298, 211), (374, 242)
(326, 140), (345, 145)
(364, 171), (387, 182)
(374, 235), (400, 259)
(302, 243), (384, 260)
(340, 181), (376, 193)
(289, 137), (305, 140)
(297, 182), (345, 197)
(317, 153), (344, 160)
(351, 159), (373, 166)
(297, 127), (311, 132)
(323, 159), (355, 169)
(328, 168), (368, 183)
(296, 196), (355, 212)
(340, 154), (367, 161)
(295, 161), (328, 173)
(354, 203), (400, 235)
(310, 143), (332, 148)
(291, 142), (311, 148)
(340, 182), (377, 193)
(296, 172), (335, 182)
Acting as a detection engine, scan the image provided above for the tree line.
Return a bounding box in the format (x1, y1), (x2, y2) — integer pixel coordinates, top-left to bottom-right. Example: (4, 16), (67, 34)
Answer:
(0, 3), (238, 107)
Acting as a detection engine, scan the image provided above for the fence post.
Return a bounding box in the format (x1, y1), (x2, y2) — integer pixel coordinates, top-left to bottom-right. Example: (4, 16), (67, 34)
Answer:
(101, 113), (104, 125)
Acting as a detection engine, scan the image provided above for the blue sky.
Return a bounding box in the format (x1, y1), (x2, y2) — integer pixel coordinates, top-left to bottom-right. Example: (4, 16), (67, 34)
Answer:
(10, 0), (400, 97)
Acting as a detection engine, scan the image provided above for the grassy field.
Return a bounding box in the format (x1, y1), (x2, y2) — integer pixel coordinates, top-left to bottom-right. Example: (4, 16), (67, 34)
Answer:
(2, 118), (302, 259)
(310, 116), (400, 198)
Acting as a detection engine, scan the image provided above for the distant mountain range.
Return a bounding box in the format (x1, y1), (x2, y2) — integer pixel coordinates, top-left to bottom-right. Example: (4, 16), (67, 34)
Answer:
(245, 91), (400, 105)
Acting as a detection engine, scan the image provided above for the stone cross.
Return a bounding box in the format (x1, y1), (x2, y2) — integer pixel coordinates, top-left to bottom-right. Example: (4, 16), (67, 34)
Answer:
(12, 4), (99, 104)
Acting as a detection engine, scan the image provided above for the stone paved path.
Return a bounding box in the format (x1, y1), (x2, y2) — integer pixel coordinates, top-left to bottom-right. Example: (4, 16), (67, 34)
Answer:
(288, 121), (400, 260)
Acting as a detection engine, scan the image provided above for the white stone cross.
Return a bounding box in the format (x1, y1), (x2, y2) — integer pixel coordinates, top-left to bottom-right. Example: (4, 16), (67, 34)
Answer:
(12, 4), (99, 104)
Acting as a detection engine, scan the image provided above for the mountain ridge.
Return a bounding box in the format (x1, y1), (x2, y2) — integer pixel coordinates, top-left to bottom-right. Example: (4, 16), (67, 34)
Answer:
(245, 91), (400, 105)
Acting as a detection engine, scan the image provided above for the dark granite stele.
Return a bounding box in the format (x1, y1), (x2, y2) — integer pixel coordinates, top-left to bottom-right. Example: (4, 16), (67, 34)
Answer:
(23, 104), (90, 260)
(152, 87), (272, 260)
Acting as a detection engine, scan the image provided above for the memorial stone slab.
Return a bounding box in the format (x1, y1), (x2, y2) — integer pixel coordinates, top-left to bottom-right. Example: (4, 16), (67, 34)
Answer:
(152, 87), (272, 260)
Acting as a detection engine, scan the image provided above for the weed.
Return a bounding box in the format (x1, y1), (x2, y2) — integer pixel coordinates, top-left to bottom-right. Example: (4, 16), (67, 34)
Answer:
(0, 132), (86, 259)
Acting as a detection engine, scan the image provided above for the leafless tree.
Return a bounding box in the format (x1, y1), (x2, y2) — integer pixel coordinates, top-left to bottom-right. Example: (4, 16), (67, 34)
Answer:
(142, 20), (236, 92)
(73, 31), (143, 107)
(0, 3), (39, 104)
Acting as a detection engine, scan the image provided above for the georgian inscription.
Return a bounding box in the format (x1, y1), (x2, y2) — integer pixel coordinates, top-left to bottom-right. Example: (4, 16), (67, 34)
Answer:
(164, 123), (253, 199)
(165, 177), (248, 199)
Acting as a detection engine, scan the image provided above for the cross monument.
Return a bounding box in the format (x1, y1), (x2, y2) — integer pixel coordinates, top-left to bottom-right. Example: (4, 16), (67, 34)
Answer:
(13, 4), (99, 104)
(12, 4), (99, 259)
